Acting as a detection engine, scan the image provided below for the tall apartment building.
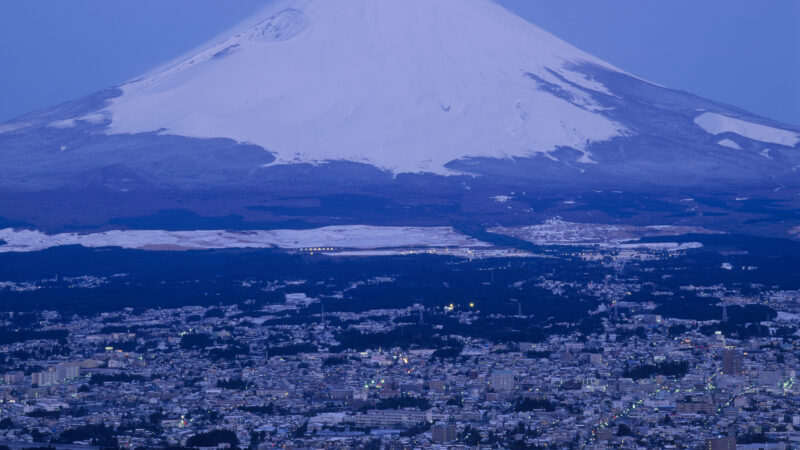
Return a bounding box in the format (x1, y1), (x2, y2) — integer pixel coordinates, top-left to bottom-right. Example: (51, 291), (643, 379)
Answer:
(432, 423), (457, 444)
(3, 371), (25, 385)
(722, 349), (743, 375)
(352, 410), (432, 428)
(31, 363), (80, 386)
(31, 369), (59, 387)
(428, 379), (445, 392)
(705, 436), (736, 450)
(56, 363), (80, 380)
(490, 370), (515, 392)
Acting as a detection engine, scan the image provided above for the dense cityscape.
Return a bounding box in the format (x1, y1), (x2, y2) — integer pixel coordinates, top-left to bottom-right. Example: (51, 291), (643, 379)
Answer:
(0, 240), (798, 449)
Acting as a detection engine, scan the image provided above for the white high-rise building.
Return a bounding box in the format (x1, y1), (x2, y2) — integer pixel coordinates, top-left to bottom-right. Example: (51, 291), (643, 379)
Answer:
(32, 369), (58, 387)
(31, 363), (80, 386)
(3, 371), (25, 385)
(56, 363), (80, 380)
(490, 370), (515, 392)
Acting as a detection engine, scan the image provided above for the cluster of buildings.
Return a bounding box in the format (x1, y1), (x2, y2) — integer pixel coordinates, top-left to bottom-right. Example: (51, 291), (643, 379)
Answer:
(0, 282), (797, 448)
(26, 363), (81, 388)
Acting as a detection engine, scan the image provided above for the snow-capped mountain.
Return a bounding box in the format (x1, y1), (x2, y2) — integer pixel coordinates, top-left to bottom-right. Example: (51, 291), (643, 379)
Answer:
(0, 0), (798, 235)
(104, 0), (625, 174)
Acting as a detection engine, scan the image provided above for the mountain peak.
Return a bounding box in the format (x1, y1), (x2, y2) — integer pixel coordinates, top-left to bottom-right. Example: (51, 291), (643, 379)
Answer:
(103, 0), (626, 174)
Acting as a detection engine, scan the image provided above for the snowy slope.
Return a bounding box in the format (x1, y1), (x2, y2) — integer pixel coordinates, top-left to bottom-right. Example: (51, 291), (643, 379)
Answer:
(694, 112), (800, 147)
(99, 0), (626, 174)
(0, 226), (489, 252)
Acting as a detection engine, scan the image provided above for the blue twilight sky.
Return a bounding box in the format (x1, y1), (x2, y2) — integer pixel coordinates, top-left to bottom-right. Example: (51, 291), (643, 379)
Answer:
(0, 0), (798, 125)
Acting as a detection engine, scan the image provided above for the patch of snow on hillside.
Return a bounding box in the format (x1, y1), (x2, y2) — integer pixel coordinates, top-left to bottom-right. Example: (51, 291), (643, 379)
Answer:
(49, 112), (109, 129)
(576, 152), (598, 164)
(0, 226), (490, 253)
(717, 138), (741, 150)
(0, 122), (31, 134)
(49, 119), (77, 129)
(555, 69), (615, 96)
(695, 112), (799, 147)
(489, 218), (716, 246)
